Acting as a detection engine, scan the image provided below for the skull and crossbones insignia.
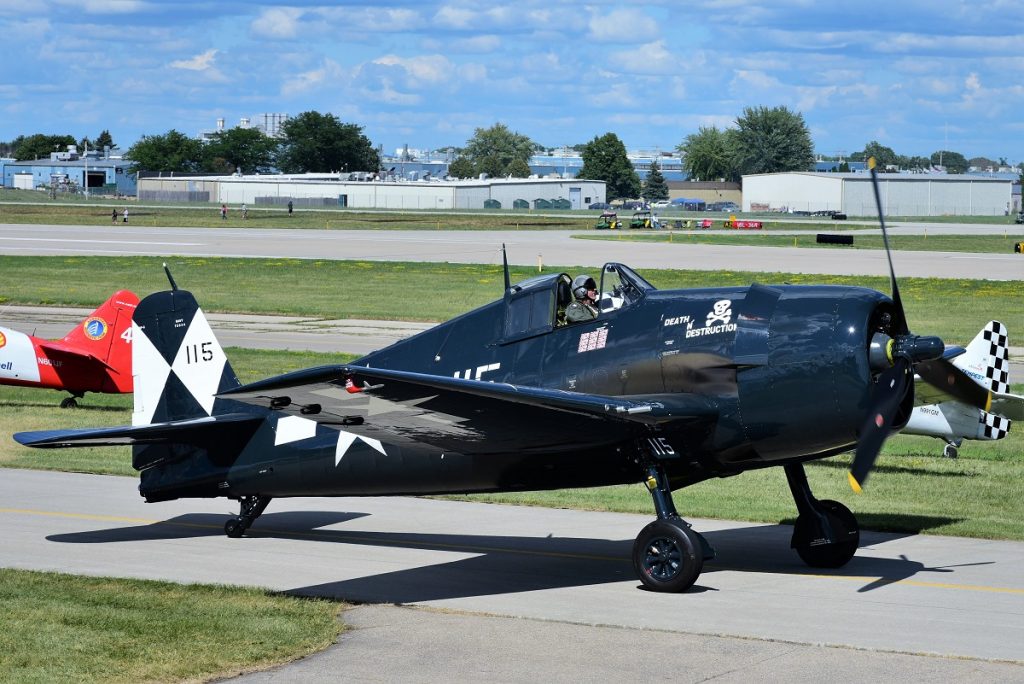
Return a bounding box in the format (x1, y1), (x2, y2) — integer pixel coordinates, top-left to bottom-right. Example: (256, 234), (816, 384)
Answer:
(706, 299), (732, 326)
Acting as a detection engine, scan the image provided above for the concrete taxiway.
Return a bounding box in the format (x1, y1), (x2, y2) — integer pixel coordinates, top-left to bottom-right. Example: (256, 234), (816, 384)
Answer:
(1, 223), (1023, 280)
(2, 469), (1023, 677)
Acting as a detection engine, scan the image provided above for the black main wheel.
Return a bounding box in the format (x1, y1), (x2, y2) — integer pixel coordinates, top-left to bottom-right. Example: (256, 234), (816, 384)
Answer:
(60, 397), (78, 409)
(793, 499), (859, 568)
(632, 518), (703, 592)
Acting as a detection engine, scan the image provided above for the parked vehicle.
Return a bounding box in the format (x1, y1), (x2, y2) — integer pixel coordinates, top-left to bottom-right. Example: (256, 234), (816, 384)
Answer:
(589, 202), (612, 210)
(594, 211), (621, 230)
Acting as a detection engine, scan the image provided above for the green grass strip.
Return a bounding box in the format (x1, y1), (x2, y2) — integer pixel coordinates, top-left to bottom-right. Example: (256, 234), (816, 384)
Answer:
(0, 568), (342, 683)
(0, 256), (1019, 342)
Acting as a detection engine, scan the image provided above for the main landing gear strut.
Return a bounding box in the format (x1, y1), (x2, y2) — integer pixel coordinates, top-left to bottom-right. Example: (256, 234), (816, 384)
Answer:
(224, 495), (272, 538)
(785, 463), (859, 568)
(632, 454), (715, 593)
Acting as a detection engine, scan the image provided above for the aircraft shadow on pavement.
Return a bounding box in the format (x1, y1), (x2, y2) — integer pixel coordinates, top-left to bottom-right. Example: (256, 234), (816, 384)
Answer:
(45, 509), (985, 601)
(271, 516), (982, 603)
(45, 511), (370, 543)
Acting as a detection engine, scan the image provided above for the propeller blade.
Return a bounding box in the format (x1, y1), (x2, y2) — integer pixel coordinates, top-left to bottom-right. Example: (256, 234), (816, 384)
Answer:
(916, 357), (993, 412)
(849, 357), (912, 492)
(868, 158), (908, 335)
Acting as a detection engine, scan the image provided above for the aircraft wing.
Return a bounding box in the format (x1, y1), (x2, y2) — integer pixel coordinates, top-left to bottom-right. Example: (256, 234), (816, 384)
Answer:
(36, 340), (118, 372)
(219, 365), (719, 455)
(14, 413), (264, 448)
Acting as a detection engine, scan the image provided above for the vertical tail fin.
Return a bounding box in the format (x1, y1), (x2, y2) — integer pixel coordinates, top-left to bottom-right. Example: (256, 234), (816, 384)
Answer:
(953, 321), (1010, 394)
(131, 289), (240, 427)
(60, 290), (139, 391)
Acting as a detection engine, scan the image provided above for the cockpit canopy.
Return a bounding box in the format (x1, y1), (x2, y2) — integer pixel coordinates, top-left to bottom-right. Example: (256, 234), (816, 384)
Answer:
(501, 263), (654, 343)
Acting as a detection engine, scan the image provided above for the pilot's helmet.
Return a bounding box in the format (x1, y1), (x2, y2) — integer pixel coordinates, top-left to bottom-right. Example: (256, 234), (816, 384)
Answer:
(572, 275), (597, 299)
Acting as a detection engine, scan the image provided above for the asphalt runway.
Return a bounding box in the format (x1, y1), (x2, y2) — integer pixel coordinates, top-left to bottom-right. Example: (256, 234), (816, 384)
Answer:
(1, 223), (1023, 279)
(3, 469), (1023, 678)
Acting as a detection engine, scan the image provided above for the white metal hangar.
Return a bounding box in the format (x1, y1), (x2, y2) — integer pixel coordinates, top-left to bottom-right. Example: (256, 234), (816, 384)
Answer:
(741, 172), (1012, 216)
(137, 174), (606, 211)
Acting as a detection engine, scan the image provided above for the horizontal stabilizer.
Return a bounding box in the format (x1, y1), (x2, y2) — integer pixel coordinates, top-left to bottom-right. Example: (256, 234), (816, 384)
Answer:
(36, 340), (118, 372)
(991, 391), (1024, 421)
(220, 364), (718, 455)
(14, 412), (263, 449)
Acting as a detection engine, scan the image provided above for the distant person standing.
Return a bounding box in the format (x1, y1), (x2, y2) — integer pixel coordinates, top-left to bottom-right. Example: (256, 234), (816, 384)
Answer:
(111, 208), (117, 224)
(220, 204), (227, 220)
(122, 207), (129, 223)
(287, 200), (293, 215)
(241, 203), (248, 220)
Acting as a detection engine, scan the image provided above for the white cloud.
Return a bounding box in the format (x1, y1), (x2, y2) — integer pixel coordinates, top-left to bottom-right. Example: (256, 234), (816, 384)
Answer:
(169, 49), (218, 71)
(589, 9), (659, 41)
(52, 0), (148, 14)
(251, 7), (304, 40)
(608, 41), (678, 75)
(434, 5), (476, 29)
(453, 35), (501, 53)
(373, 54), (454, 86)
(282, 58), (347, 96)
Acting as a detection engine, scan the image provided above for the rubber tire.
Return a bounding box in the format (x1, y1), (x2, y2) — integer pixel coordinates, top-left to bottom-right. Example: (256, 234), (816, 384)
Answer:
(224, 518), (245, 538)
(60, 397), (78, 409)
(943, 444), (958, 459)
(793, 499), (859, 569)
(632, 518), (703, 592)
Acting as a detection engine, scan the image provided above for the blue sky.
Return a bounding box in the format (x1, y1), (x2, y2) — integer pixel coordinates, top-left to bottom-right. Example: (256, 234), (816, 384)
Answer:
(3, 1), (1023, 162)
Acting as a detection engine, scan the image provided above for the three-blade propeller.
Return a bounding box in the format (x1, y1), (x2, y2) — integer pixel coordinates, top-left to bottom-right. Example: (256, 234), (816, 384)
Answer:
(848, 159), (992, 491)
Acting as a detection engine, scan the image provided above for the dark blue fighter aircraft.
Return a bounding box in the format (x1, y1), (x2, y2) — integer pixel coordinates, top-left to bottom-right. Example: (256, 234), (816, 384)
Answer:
(15, 165), (991, 592)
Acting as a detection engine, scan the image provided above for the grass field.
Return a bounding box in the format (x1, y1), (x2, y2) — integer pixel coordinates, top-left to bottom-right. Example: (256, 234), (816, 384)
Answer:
(0, 256), (1019, 343)
(577, 231), (1024, 253)
(0, 568), (343, 683)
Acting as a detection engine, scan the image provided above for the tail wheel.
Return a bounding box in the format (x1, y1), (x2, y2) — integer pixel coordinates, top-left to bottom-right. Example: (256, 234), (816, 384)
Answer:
(632, 518), (703, 592)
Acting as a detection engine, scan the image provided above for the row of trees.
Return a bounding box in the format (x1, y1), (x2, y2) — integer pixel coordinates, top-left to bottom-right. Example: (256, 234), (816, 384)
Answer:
(123, 111), (380, 175)
(2, 130), (116, 161)
(5, 108), (1005, 199)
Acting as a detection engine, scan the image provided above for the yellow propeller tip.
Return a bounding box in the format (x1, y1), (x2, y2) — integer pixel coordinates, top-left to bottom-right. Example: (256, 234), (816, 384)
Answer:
(868, 157), (877, 170)
(848, 472), (863, 493)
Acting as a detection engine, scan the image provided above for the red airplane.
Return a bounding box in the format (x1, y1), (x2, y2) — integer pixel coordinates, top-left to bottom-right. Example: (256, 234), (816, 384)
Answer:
(0, 290), (139, 407)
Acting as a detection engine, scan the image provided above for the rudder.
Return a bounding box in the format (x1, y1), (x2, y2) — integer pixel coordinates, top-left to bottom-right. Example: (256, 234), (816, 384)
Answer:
(60, 290), (139, 391)
(131, 289), (241, 427)
(953, 321), (1010, 394)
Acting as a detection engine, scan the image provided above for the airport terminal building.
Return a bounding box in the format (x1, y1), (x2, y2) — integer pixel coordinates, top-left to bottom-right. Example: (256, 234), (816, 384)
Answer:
(742, 172), (1012, 216)
(137, 174), (606, 211)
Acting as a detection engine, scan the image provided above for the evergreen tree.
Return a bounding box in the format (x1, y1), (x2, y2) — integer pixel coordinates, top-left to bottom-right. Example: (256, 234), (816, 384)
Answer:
(641, 161), (669, 201)
(577, 132), (640, 200)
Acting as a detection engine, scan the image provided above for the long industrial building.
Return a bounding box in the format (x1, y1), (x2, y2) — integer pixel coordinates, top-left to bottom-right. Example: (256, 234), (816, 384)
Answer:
(742, 172), (1012, 216)
(137, 174), (606, 211)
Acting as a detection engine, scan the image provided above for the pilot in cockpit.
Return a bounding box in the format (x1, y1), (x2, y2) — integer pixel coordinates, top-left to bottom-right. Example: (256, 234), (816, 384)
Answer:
(566, 275), (599, 322)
